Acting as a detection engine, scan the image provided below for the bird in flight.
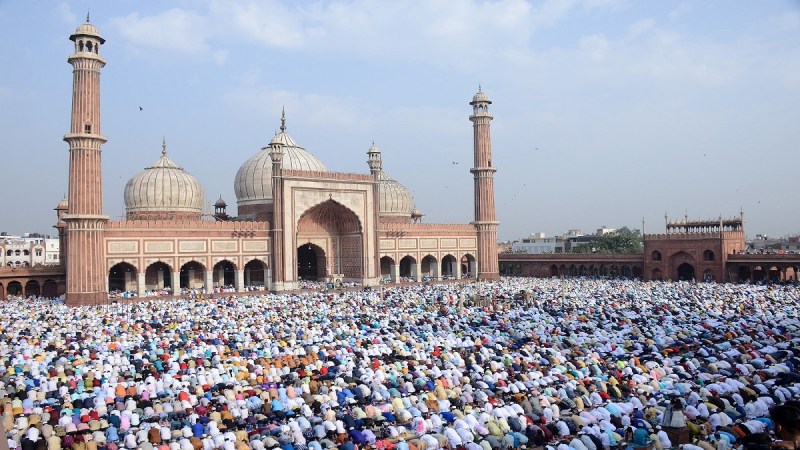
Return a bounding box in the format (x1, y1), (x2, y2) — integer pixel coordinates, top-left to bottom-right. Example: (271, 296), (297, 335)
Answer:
(139, 106), (143, 111)
(452, 161), (459, 165)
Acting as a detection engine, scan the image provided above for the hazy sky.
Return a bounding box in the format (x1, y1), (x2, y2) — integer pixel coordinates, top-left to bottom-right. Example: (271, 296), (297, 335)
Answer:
(1, 0), (798, 241)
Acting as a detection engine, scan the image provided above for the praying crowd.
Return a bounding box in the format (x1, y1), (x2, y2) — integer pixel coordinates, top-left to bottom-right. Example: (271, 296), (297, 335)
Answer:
(1, 278), (800, 450)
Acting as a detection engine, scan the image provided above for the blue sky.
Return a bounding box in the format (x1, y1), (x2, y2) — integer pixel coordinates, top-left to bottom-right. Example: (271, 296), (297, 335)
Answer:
(0, 0), (798, 241)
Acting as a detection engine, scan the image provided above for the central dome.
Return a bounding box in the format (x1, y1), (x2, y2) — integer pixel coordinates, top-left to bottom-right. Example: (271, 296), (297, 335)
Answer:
(124, 142), (205, 220)
(234, 114), (327, 217)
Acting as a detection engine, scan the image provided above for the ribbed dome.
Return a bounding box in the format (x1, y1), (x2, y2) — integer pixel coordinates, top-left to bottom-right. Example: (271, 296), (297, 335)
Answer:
(378, 171), (414, 218)
(235, 120), (327, 209)
(470, 87), (491, 104)
(124, 144), (205, 220)
(70, 18), (105, 43)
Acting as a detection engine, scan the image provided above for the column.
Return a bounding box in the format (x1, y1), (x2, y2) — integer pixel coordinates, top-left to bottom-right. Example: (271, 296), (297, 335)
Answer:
(455, 260), (462, 279)
(265, 267), (272, 291)
(217, 267), (224, 286)
(204, 270), (214, 292)
(235, 269), (245, 292)
(157, 269), (165, 289)
(124, 271), (133, 292)
(390, 263), (400, 282)
(188, 269), (195, 289)
(137, 272), (146, 297)
(412, 262), (421, 282)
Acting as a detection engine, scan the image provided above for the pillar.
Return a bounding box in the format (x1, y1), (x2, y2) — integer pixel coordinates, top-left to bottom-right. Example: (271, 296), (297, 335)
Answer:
(412, 262), (421, 282)
(390, 262), (399, 282)
(157, 269), (165, 289)
(205, 270), (214, 292)
(269, 128), (285, 292)
(455, 259), (462, 279)
(137, 272), (146, 297)
(124, 271), (133, 292)
(235, 269), (245, 292)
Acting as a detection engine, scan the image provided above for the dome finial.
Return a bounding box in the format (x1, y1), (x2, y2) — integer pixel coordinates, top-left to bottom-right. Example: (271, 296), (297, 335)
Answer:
(280, 107), (286, 132)
(478, 83), (482, 93)
(86, 10), (90, 23)
(162, 136), (167, 156)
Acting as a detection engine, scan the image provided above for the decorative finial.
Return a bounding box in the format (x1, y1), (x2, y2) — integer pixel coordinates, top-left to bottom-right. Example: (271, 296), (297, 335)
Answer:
(280, 107), (286, 132)
(478, 83), (482, 92)
(86, 11), (90, 23)
(162, 137), (167, 156)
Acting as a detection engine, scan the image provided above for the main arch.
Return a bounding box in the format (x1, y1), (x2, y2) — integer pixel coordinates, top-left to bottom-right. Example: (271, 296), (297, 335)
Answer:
(296, 199), (364, 281)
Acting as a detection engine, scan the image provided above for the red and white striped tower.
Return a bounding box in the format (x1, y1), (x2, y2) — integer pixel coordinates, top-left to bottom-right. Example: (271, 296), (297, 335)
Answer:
(470, 88), (500, 281)
(62, 16), (109, 305)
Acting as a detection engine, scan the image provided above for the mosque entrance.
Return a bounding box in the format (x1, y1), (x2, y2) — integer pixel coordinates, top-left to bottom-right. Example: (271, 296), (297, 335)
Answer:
(297, 243), (325, 280)
(677, 262), (695, 281)
(296, 200), (363, 280)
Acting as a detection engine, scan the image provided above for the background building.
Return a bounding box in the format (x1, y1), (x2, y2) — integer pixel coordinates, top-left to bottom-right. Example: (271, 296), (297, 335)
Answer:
(0, 233), (59, 268)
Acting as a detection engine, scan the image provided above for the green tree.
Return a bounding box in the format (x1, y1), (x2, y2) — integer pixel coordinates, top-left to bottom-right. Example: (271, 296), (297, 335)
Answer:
(572, 227), (643, 254)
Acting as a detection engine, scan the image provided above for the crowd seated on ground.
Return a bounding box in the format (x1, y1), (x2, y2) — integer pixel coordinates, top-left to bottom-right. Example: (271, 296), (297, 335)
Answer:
(1, 277), (799, 450)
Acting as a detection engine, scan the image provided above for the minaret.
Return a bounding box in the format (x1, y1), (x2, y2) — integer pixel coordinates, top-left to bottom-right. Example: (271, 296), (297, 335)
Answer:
(269, 128), (286, 292)
(470, 87), (500, 281)
(62, 16), (109, 305)
(366, 142), (383, 286)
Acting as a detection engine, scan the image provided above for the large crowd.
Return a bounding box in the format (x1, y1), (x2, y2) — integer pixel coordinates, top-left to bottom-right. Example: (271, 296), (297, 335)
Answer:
(2, 278), (799, 450)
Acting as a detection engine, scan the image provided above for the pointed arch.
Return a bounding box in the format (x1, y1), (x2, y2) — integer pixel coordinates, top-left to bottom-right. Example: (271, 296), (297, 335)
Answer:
(179, 260), (206, 289)
(420, 254), (438, 279)
(441, 254), (457, 279)
(297, 199), (363, 279)
(212, 260), (237, 287)
(109, 262), (138, 294)
(461, 253), (476, 278)
(399, 255), (417, 280)
(380, 256), (396, 281)
(244, 259), (268, 289)
(145, 261), (173, 292)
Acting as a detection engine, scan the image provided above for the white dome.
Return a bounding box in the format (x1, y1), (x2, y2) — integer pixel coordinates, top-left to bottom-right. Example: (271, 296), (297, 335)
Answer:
(378, 170), (414, 218)
(234, 129), (327, 207)
(124, 146), (205, 220)
(70, 18), (105, 43)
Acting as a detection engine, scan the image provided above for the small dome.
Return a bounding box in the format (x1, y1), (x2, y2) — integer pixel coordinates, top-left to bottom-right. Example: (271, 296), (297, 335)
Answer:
(411, 208), (423, 219)
(214, 196), (227, 208)
(470, 87), (491, 105)
(71, 18), (105, 43)
(55, 197), (68, 210)
(124, 144), (205, 220)
(378, 171), (414, 218)
(235, 118), (327, 209)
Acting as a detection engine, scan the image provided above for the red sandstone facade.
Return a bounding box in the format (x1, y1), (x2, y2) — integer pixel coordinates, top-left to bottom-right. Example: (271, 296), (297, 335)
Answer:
(62, 21), (109, 305)
(12, 18), (499, 305)
(470, 90), (500, 281)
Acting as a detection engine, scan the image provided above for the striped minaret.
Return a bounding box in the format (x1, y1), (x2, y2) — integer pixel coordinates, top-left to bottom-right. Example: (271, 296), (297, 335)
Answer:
(470, 88), (500, 281)
(62, 16), (109, 305)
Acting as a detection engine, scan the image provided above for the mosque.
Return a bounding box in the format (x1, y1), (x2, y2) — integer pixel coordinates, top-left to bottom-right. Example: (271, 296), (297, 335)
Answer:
(55, 18), (500, 305)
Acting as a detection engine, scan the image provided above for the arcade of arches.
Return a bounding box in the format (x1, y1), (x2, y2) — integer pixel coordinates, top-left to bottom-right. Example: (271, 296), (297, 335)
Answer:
(296, 200), (363, 280)
(0, 278), (61, 300)
(379, 253), (477, 282)
(105, 258), (270, 296)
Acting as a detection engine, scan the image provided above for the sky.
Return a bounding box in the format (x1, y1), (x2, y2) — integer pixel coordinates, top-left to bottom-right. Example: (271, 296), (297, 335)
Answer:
(0, 0), (798, 242)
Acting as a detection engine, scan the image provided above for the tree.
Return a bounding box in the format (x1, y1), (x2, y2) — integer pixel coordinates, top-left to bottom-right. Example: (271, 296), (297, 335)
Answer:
(572, 227), (643, 254)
